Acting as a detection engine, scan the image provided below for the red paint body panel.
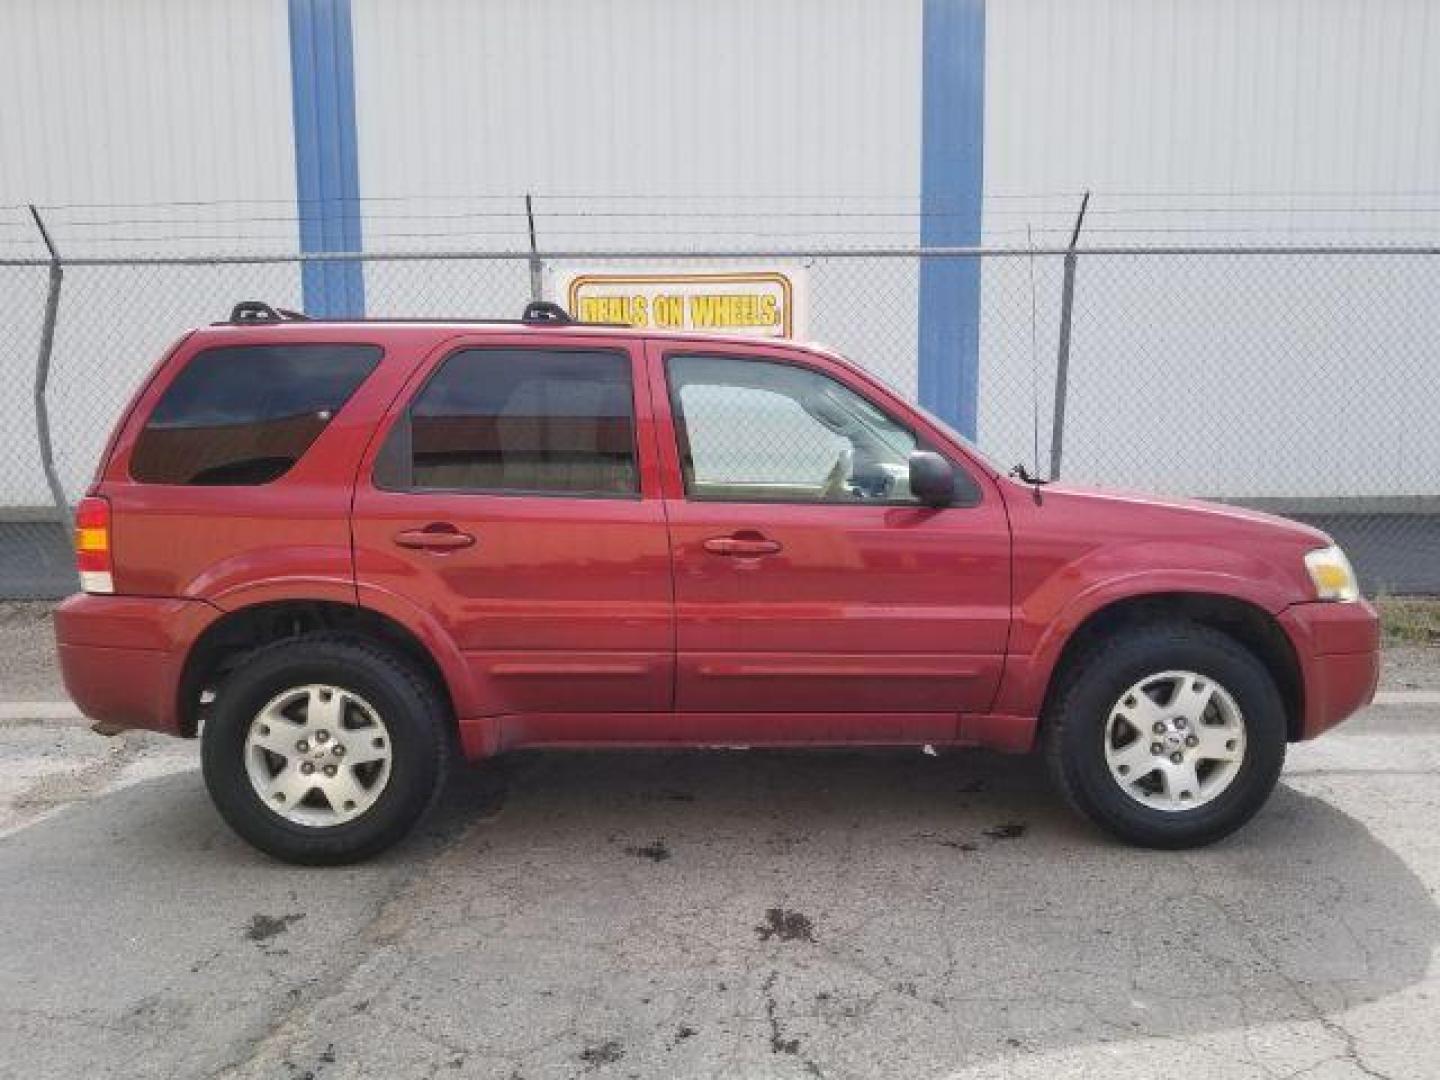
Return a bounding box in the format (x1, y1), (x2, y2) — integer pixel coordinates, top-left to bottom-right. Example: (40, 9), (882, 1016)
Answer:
(97, 324), (426, 600)
(351, 489), (675, 714)
(464, 711), (965, 757)
(1279, 599), (1382, 739)
(54, 593), (221, 733)
(643, 339), (1009, 727)
(990, 480), (1336, 725)
(57, 642), (176, 733)
(350, 332), (675, 716)
(54, 319), (1380, 759)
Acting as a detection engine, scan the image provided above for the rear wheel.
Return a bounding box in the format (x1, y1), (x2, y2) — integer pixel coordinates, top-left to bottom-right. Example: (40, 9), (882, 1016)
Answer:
(202, 635), (449, 865)
(1044, 621), (1286, 848)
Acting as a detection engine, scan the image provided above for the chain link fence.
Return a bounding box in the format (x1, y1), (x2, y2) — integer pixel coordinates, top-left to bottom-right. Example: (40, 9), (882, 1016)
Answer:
(1, 244), (1436, 597)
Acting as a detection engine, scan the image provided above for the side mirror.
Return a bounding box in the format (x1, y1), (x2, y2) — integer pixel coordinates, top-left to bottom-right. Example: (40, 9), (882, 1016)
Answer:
(908, 451), (956, 508)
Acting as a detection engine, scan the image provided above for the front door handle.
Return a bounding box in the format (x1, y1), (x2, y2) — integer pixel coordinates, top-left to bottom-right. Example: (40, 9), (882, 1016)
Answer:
(703, 533), (783, 557)
(393, 523), (476, 551)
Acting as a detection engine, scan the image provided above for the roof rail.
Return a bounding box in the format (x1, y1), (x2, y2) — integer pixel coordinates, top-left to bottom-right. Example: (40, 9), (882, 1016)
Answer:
(216, 299), (632, 328)
(228, 300), (308, 323)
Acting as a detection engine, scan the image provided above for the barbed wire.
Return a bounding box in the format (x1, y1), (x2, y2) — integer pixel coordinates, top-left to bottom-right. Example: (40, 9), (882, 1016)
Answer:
(10, 187), (1440, 212)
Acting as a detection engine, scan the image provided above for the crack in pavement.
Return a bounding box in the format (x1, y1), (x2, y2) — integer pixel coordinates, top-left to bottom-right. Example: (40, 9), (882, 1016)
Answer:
(1177, 852), (1398, 1080)
(204, 790), (507, 1079)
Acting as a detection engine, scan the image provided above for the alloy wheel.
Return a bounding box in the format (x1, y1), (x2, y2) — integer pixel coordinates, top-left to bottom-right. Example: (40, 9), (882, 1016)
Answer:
(243, 684), (393, 827)
(1102, 670), (1247, 812)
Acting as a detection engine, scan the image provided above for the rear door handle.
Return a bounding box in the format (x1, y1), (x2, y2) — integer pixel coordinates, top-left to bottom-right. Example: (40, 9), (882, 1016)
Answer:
(703, 533), (783, 557)
(393, 524), (476, 551)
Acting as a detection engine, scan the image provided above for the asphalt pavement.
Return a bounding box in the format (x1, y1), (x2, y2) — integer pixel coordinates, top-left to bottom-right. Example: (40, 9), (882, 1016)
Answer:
(2, 678), (1439, 1078)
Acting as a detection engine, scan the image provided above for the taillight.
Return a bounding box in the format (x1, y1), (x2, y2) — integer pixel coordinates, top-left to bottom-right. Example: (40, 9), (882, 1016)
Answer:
(74, 496), (113, 594)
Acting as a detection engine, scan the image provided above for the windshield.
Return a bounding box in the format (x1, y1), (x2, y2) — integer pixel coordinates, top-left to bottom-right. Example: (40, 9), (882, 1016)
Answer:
(840, 360), (1006, 475)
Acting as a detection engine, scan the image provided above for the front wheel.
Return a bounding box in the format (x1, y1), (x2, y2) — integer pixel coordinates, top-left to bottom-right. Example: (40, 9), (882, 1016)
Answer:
(202, 635), (449, 865)
(1044, 622), (1287, 849)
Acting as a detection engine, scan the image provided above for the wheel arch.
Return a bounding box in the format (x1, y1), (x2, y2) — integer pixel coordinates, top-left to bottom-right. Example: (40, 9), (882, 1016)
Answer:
(1038, 592), (1305, 742)
(176, 599), (461, 738)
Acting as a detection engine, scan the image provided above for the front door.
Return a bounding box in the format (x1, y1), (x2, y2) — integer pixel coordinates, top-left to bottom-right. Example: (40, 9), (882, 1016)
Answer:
(647, 341), (1010, 735)
(352, 333), (672, 716)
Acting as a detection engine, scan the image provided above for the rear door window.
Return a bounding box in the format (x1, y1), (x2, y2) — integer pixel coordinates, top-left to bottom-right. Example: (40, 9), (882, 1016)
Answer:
(131, 344), (381, 485)
(382, 348), (639, 497)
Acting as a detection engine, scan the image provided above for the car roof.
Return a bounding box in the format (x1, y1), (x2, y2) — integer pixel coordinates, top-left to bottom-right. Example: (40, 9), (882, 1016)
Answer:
(192, 317), (822, 354)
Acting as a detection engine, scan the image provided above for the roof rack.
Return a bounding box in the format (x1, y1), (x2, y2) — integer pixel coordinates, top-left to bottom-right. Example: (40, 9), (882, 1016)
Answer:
(228, 300), (309, 323)
(521, 300), (572, 324)
(217, 299), (630, 328)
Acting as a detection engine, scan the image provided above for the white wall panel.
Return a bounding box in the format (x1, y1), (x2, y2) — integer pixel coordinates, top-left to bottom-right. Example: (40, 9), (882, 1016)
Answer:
(352, 0), (923, 222)
(0, 0), (298, 256)
(979, 0), (1440, 496)
(351, 0), (927, 389)
(2, 0), (1438, 506)
(0, 0), (301, 505)
(984, 0), (1440, 240)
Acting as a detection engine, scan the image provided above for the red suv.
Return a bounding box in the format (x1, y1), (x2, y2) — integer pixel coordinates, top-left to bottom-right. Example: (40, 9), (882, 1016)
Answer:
(55, 301), (1379, 863)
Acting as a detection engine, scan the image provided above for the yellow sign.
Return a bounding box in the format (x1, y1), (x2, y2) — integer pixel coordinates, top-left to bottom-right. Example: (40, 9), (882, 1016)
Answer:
(557, 269), (806, 338)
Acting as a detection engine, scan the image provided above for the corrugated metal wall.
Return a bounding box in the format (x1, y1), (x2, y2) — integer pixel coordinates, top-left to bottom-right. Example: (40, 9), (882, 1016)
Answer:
(348, 0), (927, 394)
(0, 0), (302, 507)
(978, 0), (1440, 497)
(1, 0), (1438, 505)
(8, 0), (1437, 246)
(0, 0), (298, 255)
(985, 0), (1440, 243)
(353, 0), (923, 236)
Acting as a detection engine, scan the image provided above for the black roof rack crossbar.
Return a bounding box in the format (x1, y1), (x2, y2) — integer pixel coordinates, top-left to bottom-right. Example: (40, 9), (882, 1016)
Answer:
(228, 300), (309, 323)
(521, 300), (572, 324)
(521, 301), (630, 328)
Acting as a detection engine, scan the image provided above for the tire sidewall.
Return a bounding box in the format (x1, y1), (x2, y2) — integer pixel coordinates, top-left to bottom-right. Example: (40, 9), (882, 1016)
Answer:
(1055, 629), (1286, 847)
(202, 640), (443, 864)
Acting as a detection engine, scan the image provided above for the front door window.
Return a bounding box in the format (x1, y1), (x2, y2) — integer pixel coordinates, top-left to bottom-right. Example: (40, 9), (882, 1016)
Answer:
(666, 354), (926, 504)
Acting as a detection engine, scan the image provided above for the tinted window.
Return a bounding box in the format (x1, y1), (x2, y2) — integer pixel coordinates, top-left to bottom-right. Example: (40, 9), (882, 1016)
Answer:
(402, 348), (637, 496)
(668, 354), (937, 504)
(132, 344), (381, 485)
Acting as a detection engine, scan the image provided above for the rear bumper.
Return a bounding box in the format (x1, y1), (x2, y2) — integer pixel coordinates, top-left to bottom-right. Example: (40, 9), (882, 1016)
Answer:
(54, 594), (218, 736)
(1278, 599), (1381, 740)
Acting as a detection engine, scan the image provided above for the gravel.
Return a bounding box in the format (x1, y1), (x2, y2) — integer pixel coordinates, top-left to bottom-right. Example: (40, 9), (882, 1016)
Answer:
(0, 602), (63, 700)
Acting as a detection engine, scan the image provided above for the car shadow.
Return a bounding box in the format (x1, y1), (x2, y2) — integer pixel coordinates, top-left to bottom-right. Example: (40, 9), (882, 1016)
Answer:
(1, 748), (1434, 1079)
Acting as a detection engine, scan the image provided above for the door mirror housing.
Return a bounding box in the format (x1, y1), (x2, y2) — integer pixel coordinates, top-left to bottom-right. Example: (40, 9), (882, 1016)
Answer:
(908, 451), (956, 508)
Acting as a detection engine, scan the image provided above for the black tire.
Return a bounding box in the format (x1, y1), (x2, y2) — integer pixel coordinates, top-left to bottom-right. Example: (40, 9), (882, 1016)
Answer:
(1043, 620), (1286, 849)
(201, 634), (450, 865)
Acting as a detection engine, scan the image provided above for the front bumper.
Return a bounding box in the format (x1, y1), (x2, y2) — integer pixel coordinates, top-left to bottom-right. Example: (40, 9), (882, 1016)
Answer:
(54, 594), (218, 736)
(1278, 598), (1381, 740)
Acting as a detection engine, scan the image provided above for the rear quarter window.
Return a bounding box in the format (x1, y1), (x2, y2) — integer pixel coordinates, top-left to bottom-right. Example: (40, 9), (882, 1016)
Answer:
(131, 343), (381, 485)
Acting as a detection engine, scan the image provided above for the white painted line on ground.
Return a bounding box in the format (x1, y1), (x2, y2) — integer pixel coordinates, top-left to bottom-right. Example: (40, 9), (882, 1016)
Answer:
(0, 691), (1434, 725)
(1373, 690), (1440, 706)
(0, 701), (83, 722)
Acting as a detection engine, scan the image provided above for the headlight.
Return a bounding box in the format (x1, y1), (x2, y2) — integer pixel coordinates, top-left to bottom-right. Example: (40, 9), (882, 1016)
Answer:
(1304, 544), (1360, 602)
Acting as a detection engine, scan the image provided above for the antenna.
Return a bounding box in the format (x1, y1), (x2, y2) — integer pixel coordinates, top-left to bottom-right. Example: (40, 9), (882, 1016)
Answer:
(1026, 224), (1040, 480)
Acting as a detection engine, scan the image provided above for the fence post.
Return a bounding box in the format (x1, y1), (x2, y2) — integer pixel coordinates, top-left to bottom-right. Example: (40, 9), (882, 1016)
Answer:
(29, 205), (71, 532)
(525, 193), (543, 302)
(1048, 191), (1090, 481)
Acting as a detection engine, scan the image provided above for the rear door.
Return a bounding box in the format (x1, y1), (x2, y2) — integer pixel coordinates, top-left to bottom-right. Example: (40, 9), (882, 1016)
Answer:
(647, 339), (1010, 733)
(351, 332), (673, 716)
